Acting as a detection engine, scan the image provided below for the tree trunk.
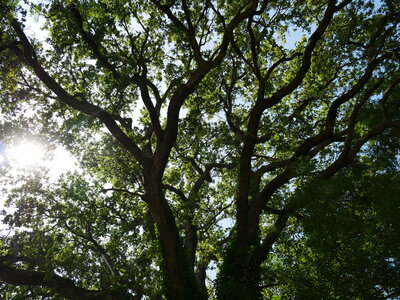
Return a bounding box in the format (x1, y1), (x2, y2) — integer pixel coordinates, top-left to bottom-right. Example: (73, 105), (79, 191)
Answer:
(143, 170), (206, 300)
(216, 241), (262, 300)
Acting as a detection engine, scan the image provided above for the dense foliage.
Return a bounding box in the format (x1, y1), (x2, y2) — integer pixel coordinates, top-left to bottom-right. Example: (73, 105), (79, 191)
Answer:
(0, 0), (399, 299)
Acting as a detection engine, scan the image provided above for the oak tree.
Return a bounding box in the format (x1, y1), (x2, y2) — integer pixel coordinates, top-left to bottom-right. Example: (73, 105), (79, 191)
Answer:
(0, 0), (399, 299)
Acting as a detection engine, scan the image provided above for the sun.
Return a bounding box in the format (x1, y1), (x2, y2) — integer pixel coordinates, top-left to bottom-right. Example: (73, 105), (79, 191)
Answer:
(1, 139), (77, 176)
(8, 141), (44, 167)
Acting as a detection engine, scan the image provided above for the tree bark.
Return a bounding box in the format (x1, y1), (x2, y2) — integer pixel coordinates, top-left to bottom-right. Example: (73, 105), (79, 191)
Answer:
(143, 168), (206, 300)
(216, 238), (262, 300)
(0, 259), (123, 300)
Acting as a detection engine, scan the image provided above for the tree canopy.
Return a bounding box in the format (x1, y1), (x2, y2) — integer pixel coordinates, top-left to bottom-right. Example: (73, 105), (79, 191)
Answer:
(0, 0), (399, 299)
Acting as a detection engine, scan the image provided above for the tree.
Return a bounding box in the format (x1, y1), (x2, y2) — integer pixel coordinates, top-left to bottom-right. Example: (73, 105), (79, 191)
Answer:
(0, 0), (399, 299)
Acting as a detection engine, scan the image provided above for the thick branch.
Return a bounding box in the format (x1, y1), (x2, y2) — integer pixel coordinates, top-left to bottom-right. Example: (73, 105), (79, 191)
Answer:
(263, 0), (339, 108)
(70, 6), (120, 79)
(70, 6), (164, 141)
(131, 74), (163, 139)
(321, 120), (400, 179)
(256, 203), (295, 262)
(256, 120), (400, 260)
(235, 1), (342, 241)
(0, 257), (122, 300)
(8, 20), (147, 164)
(163, 184), (188, 203)
(155, 0), (263, 176)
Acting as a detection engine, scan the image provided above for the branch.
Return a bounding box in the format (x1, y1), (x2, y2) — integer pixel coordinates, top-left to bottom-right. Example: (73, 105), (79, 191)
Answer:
(335, 0), (353, 11)
(341, 78), (384, 153)
(254, 158), (292, 177)
(0, 254), (35, 269)
(61, 221), (126, 280)
(324, 54), (391, 132)
(246, 18), (262, 80)
(210, 0), (262, 64)
(254, 59), (397, 263)
(264, 0), (340, 108)
(70, 5), (166, 142)
(101, 188), (144, 199)
(169, 160), (234, 269)
(188, 162), (235, 202)
(163, 184), (188, 203)
(293, 53), (392, 160)
(8, 20), (147, 164)
(220, 62), (247, 141)
(70, 6), (120, 79)
(0, 256), (123, 300)
(320, 120), (400, 179)
(156, 0), (263, 175)
(231, 36), (258, 76)
(198, 202), (234, 232)
(249, 169), (293, 229)
(149, 1), (187, 32)
(174, 146), (204, 175)
(150, 0), (203, 63)
(256, 118), (396, 261)
(379, 77), (400, 121)
(85, 224), (116, 276)
(131, 73), (163, 139)
(256, 203), (295, 262)
(263, 52), (302, 83)
(250, 77), (387, 223)
(235, 1), (342, 237)
(181, 0), (204, 63)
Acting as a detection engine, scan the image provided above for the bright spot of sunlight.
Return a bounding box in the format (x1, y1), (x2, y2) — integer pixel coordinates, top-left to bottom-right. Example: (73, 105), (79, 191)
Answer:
(1, 140), (77, 177)
(46, 147), (77, 178)
(7, 141), (44, 167)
